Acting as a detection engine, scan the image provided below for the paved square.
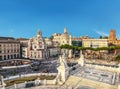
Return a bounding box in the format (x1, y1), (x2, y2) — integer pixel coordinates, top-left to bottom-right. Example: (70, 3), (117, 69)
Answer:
(72, 67), (118, 85)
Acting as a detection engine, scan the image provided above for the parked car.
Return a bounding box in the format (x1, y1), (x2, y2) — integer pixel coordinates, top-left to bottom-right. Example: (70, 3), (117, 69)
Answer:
(25, 82), (35, 88)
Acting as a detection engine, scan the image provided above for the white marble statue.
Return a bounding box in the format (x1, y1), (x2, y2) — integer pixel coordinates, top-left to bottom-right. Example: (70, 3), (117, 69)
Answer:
(55, 53), (69, 85)
(0, 76), (6, 89)
(78, 50), (85, 66)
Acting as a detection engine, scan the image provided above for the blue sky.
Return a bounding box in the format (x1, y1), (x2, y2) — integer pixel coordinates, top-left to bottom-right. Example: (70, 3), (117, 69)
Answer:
(0, 0), (120, 38)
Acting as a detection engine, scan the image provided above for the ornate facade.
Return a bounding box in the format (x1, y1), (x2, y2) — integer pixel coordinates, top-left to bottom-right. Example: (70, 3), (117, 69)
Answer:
(28, 30), (49, 60)
(52, 28), (72, 46)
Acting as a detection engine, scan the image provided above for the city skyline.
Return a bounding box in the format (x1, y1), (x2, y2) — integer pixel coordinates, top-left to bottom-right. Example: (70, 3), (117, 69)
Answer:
(0, 0), (120, 38)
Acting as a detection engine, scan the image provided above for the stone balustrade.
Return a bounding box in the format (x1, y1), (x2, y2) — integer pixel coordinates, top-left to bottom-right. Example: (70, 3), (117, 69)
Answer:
(6, 78), (57, 89)
(1, 64), (31, 69)
(4, 73), (57, 81)
(85, 63), (119, 73)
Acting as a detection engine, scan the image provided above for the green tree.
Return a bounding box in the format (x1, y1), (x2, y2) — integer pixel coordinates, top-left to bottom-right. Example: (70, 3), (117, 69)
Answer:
(115, 55), (120, 61)
(99, 36), (103, 39)
(50, 35), (54, 40)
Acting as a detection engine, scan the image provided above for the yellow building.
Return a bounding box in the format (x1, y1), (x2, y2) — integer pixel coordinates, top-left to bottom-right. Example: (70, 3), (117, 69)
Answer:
(82, 39), (108, 48)
(44, 38), (53, 47)
(52, 28), (72, 46)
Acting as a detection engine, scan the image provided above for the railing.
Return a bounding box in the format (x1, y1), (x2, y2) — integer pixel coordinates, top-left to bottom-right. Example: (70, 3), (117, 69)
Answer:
(5, 78), (57, 89)
(1, 64), (31, 69)
(4, 73), (57, 81)
(85, 63), (120, 73)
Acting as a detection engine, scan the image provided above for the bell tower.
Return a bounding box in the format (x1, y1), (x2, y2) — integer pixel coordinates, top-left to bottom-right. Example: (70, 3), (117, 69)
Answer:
(64, 27), (68, 34)
(109, 30), (116, 41)
(37, 30), (42, 37)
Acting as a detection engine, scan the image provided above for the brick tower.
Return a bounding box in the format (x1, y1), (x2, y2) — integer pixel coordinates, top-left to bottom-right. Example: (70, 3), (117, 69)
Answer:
(109, 30), (116, 41)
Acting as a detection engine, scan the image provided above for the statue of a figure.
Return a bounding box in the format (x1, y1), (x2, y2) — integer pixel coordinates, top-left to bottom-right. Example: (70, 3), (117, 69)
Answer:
(56, 52), (69, 84)
(78, 50), (85, 66)
(0, 76), (6, 89)
(80, 50), (84, 59)
(62, 52), (66, 58)
(59, 53), (68, 68)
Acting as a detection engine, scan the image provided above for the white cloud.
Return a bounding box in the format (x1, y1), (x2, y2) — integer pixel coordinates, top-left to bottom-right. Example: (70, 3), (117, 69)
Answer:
(94, 30), (109, 36)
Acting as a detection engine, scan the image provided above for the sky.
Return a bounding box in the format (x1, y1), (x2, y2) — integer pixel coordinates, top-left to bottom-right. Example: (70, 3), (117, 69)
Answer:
(0, 0), (120, 38)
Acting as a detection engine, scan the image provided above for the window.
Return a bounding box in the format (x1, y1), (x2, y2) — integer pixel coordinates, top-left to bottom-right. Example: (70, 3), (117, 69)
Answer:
(0, 56), (2, 61)
(40, 45), (42, 48)
(14, 54), (16, 58)
(17, 54), (19, 58)
(8, 55), (10, 59)
(4, 55), (6, 60)
(17, 50), (19, 52)
(11, 55), (13, 59)
(34, 46), (36, 48)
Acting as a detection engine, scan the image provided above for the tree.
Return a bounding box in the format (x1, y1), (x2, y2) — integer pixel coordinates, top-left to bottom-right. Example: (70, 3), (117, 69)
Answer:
(102, 36), (108, 39)
(50, 35), (53, 40)
(99, 36), (102, 39)
(99, 36), (108, 39)
(60, 44), (120, 55)
(115, 55), (120, 61)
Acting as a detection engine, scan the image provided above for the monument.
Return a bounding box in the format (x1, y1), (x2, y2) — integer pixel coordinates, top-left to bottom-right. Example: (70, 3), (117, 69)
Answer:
(56, 53), (69, 85)
(0, 76), (6, 89)
(78, 50), (85, 66)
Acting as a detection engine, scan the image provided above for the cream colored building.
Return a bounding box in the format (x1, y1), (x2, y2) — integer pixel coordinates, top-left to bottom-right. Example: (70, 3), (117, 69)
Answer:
(22, 47), (28, 58)
(17, 38), (29, 58)
(48, 47), (59, 57)
(28, 30), (49, 60)
(52, 28), (72, 58)
(52, 33), (61, 46)
(52, 28), (72, 46)
(82, 39), (108, 48)
(0, 37), (20, 61)
(44, 38), (53, 47)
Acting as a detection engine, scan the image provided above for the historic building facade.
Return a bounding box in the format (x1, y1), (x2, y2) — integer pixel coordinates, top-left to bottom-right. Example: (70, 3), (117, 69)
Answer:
(52, 27), (72, 46)
(17, 38), (29, 58)
(109, 30), (117, 45)
(0, 37), (20, 61)
(82, 39), (108, 48)
(109, 29), (120, 46)
(28, 30), (49, 60)
(44, 38), (53, 47)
